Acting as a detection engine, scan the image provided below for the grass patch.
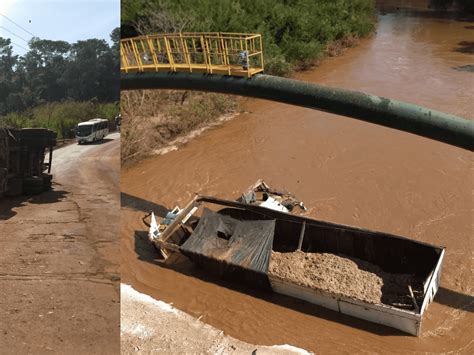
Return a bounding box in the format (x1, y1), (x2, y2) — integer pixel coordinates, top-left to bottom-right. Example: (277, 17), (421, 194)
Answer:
(0, 101), (119, 139)
(121, 91), (236, 166)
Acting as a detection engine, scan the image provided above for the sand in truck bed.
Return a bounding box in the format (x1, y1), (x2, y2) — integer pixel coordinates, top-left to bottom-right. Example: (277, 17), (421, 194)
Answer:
(269, 251), (421, 308)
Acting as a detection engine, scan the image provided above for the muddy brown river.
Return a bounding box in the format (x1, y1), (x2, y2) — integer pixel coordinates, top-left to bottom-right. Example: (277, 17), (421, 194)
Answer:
(121, 3), (473, 353)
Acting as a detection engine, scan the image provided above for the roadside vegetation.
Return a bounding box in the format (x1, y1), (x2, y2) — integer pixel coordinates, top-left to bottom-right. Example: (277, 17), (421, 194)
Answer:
(0, 101), (118, 139)
(121, 0), (376, 165)
(121, 91), (236, 164)
(0, 28), (120, 138)
(122, 0), (375, 75)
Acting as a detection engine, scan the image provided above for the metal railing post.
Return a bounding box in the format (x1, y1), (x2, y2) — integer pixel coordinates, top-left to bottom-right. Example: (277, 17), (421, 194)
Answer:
(163, 36), (175, 72)
(146, 35), (159, 72)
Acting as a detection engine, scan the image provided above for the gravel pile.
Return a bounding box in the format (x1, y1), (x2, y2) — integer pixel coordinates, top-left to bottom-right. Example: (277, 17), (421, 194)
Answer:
(269, 251), (420, 307)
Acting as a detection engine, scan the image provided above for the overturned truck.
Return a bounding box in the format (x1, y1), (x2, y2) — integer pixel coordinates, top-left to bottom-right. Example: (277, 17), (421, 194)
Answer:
(147, 181), (445, 336)
(0, 128), (57, 197)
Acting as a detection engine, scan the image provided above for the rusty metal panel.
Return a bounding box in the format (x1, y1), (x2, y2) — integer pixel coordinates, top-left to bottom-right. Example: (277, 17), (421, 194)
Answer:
(0, 129), (9, 194)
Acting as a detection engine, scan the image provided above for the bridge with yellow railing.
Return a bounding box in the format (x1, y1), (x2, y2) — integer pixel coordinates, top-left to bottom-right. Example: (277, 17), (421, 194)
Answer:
(121, 32), (264, 78)
(121, 32), (473, 151)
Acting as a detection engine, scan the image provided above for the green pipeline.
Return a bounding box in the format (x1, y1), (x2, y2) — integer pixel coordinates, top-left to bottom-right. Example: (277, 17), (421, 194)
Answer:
(121, 72), (474, 151)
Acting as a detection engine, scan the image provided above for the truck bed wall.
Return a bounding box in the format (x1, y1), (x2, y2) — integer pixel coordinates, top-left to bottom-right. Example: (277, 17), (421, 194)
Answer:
(218, 207), (442, 278)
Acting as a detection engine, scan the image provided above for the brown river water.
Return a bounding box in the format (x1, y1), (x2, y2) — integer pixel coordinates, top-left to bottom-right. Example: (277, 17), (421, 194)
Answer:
(121, 3), (473, 353)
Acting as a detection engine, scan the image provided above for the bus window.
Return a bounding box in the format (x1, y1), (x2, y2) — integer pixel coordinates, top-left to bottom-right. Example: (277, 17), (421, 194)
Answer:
(76, 125), (92, 136)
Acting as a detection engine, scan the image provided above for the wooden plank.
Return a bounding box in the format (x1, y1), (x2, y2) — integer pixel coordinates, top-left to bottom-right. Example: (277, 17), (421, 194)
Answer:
(297, 221), (306, 251)
(408, 285), (420, 313)
(160, 197), (200, 243)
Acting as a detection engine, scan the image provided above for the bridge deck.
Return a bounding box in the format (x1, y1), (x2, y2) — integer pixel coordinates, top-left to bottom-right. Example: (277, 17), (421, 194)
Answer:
(123, 63), (263, 77)
(121, 32), (264, 78)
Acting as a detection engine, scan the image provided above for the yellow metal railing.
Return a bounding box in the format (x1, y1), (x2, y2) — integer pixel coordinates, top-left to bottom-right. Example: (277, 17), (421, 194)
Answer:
(121, 32), (264, 78)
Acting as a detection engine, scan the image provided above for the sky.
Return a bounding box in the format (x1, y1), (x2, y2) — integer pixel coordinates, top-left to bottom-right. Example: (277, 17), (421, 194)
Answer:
(0, 0), (120, 55)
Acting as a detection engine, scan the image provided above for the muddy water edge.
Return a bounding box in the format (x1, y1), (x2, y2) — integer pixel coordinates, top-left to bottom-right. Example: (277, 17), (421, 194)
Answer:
(121, 3), (473, 353)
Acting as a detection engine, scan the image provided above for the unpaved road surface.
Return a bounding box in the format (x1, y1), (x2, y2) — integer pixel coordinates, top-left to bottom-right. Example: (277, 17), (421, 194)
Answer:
(0, 133), (120, 354)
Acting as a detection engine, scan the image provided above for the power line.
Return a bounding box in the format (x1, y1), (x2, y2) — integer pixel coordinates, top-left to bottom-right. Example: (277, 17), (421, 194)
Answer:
(0, 25), (30, 43)
(0, 13), (36, 38)
(11, 41), (29, 52)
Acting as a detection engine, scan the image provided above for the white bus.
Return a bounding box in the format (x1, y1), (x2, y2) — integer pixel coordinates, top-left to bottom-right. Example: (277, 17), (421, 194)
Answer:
(75, 118), (109, 144)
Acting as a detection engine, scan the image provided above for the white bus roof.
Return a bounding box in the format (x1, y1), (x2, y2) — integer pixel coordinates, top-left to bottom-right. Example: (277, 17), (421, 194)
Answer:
(77, 118), (107, 126)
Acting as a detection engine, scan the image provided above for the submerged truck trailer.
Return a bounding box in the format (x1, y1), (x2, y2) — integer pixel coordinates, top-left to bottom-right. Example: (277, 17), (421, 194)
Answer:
(147, 182), (445, 336)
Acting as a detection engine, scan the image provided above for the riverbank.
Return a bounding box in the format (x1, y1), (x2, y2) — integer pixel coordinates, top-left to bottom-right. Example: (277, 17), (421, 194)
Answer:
(121, 284), (311, 354)
(0, 101), (118, 139)
(121, 91), (238, 166)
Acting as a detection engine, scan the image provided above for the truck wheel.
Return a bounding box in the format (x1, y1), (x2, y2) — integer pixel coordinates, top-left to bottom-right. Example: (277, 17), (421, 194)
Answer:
(41, 173), (53, 191)
(23, 176), (44, 195)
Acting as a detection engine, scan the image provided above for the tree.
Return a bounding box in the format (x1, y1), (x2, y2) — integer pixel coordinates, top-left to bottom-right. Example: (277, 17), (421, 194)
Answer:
(61, 39), (118, 102)
(0, 38), (18, 115)
(0, 30), (119, 117)
(24, 39), (71, 102)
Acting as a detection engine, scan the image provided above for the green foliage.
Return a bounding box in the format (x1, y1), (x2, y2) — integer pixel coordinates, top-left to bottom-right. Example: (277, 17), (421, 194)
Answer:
(0, 28), (120, 116)
(121, 0), (147, 24)
(0, 101), (119, 139)
(122, 0), (375, 75)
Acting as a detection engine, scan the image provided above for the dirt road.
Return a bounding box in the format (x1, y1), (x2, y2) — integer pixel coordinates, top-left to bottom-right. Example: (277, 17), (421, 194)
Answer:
(0, 133), (120, 354)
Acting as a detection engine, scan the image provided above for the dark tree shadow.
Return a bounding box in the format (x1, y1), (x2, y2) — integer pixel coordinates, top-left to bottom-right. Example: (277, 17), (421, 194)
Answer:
(454, 41), (474, 54)
(0, 185), (68, 221)
(121, 192), (169, 217)
(453, 64), (474, 72)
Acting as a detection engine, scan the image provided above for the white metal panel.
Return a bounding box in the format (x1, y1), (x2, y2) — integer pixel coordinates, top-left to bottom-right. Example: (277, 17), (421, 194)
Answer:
(269, 276), (339, 312)
(259, 197), (289, 213)
(423, 270), (434, 295)
(420, 249), (445, 315)
(269, 275), (423, 335)
(339, 299), (420, 336)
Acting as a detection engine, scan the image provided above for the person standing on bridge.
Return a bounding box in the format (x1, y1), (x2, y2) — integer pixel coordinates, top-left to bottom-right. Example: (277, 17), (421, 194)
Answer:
(239, 50), (249, 70)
